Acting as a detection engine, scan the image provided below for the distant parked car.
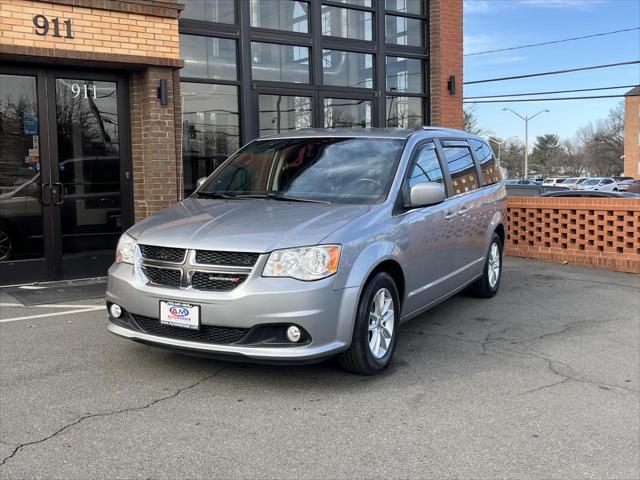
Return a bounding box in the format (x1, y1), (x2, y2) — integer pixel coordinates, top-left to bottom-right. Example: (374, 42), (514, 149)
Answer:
(613, 176), (635, 183)
(542, 177), (567, 186)
(505, 179), (537, 185)
(617, 179), (640, 193)
(558, 177), (588, 189)
(577, 177), (619, 192)
(539, 190), (638, 198)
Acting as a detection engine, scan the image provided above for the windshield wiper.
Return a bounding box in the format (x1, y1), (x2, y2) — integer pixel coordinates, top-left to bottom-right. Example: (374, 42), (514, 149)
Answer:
(266, 193), (331, 204)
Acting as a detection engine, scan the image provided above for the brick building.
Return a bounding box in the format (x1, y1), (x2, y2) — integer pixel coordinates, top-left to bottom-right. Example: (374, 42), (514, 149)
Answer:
(624, 86), (639, 179)
(0, 0), (463, 284)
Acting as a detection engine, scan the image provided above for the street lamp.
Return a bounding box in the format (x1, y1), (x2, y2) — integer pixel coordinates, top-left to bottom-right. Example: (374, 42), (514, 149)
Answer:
(487, 137), (505, 164)
(502, 108), (549, 178)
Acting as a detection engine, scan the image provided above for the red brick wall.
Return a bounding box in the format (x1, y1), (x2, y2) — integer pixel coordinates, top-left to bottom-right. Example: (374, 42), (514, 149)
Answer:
(506, 197), (640, 273)
(130, 66), (182, 222)
(429, 0), (463, 129)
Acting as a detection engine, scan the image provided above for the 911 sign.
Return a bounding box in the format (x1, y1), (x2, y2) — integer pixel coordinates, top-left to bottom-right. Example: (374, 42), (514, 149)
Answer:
(33, 15), (73, 39)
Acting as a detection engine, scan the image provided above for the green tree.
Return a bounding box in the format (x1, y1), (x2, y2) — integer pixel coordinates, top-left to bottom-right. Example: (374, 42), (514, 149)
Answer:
(529, 134), (561, 176)
(500, 139), (526, 179)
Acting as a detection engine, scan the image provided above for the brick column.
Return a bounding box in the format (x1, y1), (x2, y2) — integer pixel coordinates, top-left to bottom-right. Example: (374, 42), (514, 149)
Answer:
(130, 66), (183, 222)
(429, 0), (463, 129)
(624, 88), (640, 178)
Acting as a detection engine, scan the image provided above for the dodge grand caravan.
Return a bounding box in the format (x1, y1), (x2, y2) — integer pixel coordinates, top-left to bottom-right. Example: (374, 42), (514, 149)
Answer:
(107, 128), (506, 375)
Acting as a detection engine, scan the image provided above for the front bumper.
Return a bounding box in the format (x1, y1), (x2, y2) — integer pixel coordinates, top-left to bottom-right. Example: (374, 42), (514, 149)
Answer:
(106, 263), (360, 361)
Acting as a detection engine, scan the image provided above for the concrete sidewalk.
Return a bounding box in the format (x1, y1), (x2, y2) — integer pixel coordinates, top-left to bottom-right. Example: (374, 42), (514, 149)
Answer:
(0, 258), (638, 479)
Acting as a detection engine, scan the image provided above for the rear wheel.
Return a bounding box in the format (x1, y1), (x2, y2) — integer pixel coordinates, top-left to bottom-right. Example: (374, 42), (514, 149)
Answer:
(469, 233), (502, 298)
(339, 272), (400, 375)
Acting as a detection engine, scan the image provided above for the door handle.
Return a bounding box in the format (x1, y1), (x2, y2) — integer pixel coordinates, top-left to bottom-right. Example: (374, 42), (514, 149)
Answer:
(52, 182), (64, 206)
(458, 207), (469, 216)
(40, 183), (50, 206)
(445, 212), (456, 221)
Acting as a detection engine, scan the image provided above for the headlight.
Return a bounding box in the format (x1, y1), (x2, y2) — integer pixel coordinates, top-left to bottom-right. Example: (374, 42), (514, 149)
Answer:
(115, 232), (137, 264)
(263, 245), (341, 281)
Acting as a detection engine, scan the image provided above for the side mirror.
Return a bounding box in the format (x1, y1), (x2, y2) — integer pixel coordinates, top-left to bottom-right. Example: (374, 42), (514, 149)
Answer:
(408, 181), (446, 207)
(195, 177), (207, 190)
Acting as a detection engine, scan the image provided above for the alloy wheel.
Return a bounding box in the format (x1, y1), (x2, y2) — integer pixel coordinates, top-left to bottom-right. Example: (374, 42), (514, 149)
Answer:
(0, 230), (11, 261)
(488, 242), (501, 288)
(368, 288), (395, 359)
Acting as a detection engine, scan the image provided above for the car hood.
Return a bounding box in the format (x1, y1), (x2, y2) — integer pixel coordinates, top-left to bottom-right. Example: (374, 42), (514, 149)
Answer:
(128, 198), (370, 253)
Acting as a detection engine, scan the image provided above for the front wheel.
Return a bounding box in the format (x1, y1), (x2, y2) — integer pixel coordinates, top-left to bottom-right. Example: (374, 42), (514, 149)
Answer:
(468, 234), (503, 298)
(339, 272), (400, 375)
(0, 228), (12, 261)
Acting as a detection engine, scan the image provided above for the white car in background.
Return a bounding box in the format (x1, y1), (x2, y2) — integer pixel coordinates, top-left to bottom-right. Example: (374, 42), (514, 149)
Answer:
(577, 177), (619, 192)
(558, 177), (588, 189)
(542, 177), (567, 186)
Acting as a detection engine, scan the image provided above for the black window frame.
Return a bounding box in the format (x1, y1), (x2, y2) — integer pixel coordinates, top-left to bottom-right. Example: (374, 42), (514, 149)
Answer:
(179, 0), (430, 167)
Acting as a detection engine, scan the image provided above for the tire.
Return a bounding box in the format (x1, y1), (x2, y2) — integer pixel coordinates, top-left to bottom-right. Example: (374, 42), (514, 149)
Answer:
(468, 233), (503, 298)
(0, 227), (12, 261)
(339, 272), (400, 375)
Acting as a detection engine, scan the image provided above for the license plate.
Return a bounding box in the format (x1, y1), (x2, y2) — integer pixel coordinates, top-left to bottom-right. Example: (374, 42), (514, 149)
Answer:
(159, 301), (200, 330)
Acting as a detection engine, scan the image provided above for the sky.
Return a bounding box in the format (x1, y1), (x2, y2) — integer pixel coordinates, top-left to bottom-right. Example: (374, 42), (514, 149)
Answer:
(463, 0), (640, 144)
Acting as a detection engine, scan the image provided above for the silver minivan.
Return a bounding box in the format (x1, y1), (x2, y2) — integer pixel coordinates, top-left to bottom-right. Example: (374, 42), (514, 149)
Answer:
(107, 128), (506, 374)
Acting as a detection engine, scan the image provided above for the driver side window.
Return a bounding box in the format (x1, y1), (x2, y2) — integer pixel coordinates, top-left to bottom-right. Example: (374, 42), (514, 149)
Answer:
(408, 143), (444, 190)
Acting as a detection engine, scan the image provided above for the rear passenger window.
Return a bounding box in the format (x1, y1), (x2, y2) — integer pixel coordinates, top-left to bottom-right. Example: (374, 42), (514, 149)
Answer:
(441, 143), (479, 195)
(470, 139), (503, 185)
(408, 143), (444, 189)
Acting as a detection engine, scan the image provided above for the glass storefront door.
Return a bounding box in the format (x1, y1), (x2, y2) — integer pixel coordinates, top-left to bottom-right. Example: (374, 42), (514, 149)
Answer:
(0, 66), (132, 285)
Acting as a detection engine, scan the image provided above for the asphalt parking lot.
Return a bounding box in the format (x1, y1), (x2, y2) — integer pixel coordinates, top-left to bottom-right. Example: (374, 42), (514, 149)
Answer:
(0, 257), (638, 479)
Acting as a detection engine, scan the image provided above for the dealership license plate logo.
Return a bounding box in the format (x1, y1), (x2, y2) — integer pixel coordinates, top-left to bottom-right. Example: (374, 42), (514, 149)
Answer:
(160, 301), (200, 330)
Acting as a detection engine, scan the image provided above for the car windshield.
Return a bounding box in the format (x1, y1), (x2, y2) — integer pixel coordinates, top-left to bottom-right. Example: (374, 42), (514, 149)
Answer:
(562, 178), (577, 184)
(197, 137), (405, 204)
(583, 179), (600, 185)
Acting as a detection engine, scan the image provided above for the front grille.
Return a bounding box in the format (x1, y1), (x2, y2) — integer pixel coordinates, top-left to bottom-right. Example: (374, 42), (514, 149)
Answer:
(191, 271), (247, 291)
(140, 245), (186, 263)
(195, 250), (259, 267)
(130, 314), (249, 344)
(141, 266), (182, 287)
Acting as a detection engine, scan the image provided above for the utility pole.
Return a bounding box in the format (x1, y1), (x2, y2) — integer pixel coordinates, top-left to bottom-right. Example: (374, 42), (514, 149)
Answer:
(502, 108), (549, 178)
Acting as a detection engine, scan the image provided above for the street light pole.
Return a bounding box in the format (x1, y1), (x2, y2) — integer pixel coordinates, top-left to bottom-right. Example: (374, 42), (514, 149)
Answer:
(502, 108), (549, 179)
(488, 137), (505, 163)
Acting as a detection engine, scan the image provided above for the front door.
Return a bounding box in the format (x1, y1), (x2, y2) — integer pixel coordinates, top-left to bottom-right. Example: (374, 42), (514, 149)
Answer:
(0, 66), (132, 285)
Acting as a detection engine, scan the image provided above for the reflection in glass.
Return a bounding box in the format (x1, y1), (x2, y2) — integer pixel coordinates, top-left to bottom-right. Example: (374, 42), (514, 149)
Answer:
(385, 0), (422, 15)
(324, 98), (372, 128)
(181, 82), (239, 196)
(386, 56), (423, 93)
(323, 50), (374, 89)
(179, 0), (235, 24)
(251, 42), (310, 83)
(259, 95), (312, 136)
(386, 96), (423, 128)
(321, 6), (373, 41)
(180, 35), (237, 80)
(385, 15), (423, 46)
(55, 79), (122, 254)
(442, 145), (480, 195)
(0, 74), (42, 261)
(333, 0), (373, 7)
(250, 0), (309, 33)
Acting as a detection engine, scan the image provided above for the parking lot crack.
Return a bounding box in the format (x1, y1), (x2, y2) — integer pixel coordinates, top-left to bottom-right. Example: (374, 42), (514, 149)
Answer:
(0, 367), (227, 467)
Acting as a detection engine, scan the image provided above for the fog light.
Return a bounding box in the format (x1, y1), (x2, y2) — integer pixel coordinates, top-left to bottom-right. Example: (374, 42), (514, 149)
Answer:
(286, 326), (301, 343)
(109, 304), (122, 319)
